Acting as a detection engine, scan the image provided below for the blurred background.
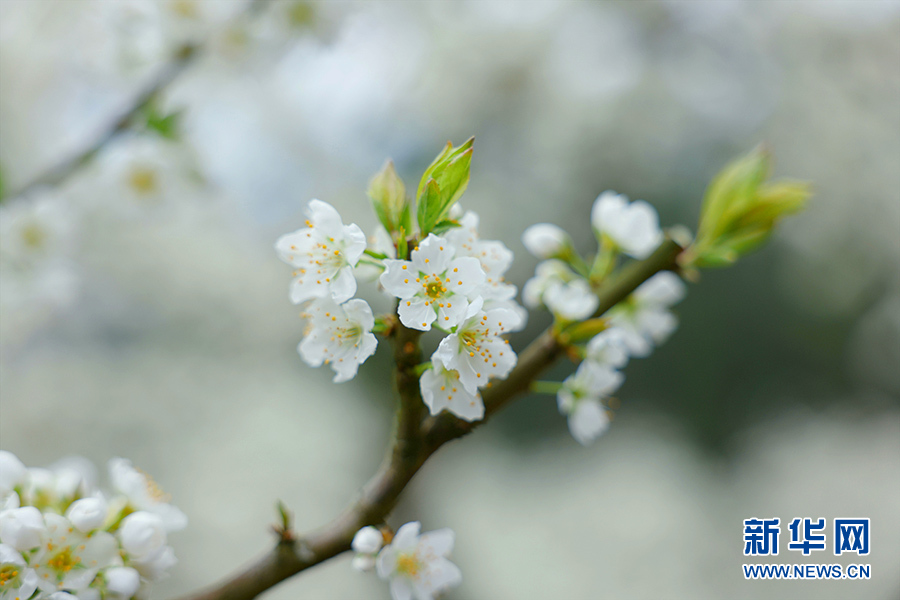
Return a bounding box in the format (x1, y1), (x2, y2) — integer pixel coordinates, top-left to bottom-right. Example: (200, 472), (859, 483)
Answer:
(1, 1), (898, 598)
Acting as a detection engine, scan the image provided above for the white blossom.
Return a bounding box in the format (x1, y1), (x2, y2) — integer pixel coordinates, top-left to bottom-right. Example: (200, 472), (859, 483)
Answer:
(103, 566), (142, 599)
(118, 512), (167, 563)
(433, 299), (517, 394)
(0, 452), (27, 496)
(0, 189), (78, 310)
(0, 506), (45, 552)
(276, 199), (367, 305)
(522, 223), (569, 259)
(420, 356), (484, 422)
(558, 362), (624, 445)
(607, 271), (686, 358)
(445, 210), (527, 331)
(33, 514), (117, 594)
(351, 525), (384, 572)
(92, 134), (198, 213)
(591, 191), (663, 259)
(523, 260), (598, 320)
(65, 495), (109, 533)
(298, 298), (377, 383)
(0, 544), (39, 600)
(108, 458), (187, 532)
(585, 327), (630, 369)
(380, 233), (485, 331)
(375, 522), (462, 600)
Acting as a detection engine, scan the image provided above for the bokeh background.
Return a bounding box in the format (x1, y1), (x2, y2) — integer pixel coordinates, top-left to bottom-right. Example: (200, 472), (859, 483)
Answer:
(1, 1), (898, 599)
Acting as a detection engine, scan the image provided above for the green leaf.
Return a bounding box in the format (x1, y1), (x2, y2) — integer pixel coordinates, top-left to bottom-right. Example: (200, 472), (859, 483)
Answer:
(415, 138), (474, 235)
(367, 160), (407, 233)
(142, 103), (182, 140)
(430, 219), (462, 236)
(688, 146), (810, 269)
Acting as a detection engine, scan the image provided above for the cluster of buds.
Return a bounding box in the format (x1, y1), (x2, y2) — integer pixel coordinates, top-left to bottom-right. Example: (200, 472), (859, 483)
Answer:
(0, 451), (185, 600)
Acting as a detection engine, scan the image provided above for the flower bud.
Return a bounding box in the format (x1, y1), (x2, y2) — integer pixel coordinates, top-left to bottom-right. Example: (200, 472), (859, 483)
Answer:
(522, 224), (569, 259)
(119, 511), (167, 561)
(66, 495), (108, 532)
(0, 506), (45, 551)
(368, 160), (410, 235)
(105, 566), (142, 598)
(352, 526), (384, 554)
(0, 451), (27, 495)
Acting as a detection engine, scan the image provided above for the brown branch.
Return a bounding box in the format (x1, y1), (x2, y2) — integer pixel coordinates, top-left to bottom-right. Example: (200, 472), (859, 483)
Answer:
(174, 239), (684, 600)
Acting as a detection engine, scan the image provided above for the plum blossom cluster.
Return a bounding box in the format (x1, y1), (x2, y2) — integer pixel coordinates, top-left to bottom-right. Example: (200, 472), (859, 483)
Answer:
(523, 191), (686, 445)
(350, 522), (461, 600)
(0, 451), (185, 600)
(276, 141), (525, 423)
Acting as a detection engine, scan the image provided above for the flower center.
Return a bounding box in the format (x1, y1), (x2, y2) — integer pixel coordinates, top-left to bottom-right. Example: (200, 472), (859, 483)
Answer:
(47, 547), (79, 572)
(171, 0), (199, 18)
(128, 167), (159, 195)
(395, 553), (421, 577)
(425, 279), (445, 299)
(0, 565), (20, 584)
(137, 467), (171, 503)
(335, 324), (362, 343)
(21, 223), (46, 249)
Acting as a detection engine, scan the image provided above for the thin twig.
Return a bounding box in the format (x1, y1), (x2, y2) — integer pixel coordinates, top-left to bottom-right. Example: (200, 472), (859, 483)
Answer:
(173, 239), (684, 600)
(6, 0), (273, 200)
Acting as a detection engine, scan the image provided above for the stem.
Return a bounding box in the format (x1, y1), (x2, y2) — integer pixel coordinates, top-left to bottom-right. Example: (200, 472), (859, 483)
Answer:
(531, 380), (563, 394)
(173, 238), (683, 600)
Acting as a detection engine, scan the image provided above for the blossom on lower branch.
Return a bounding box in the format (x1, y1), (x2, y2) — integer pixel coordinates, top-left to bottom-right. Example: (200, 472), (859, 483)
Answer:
(0, 451), (183, 599)
(606, 271), (686, 358)
(558, 362), (624, 446)
(298, 297), (377, 383)
(351, 522), (461, 600)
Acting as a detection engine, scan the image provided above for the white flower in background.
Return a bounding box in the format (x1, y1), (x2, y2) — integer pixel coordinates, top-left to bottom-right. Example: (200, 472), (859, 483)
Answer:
(0, 452), (27, 496)
(607, 271), (686, 358)
(420, 355), (484, 422)
(585, 327), (630, 369)
(351, 525), (384, 572)
(275, 200), (367, 305)
(522, 223), (569, 259)
(0, 190), (78, 310)
(94, 134), (195, 211)
(434, 299), (517, 394)
(376, 522), (462, 600)
(103, 566), (142, 599)
(523, 260), (598, 320)
(65, 495), (109, 533)
(298, 298), (377, 383)
(380, 234), (485, 331)
(109, 458), (187, 532)
(558, 362), (624, 446)
(0, 544), (39, 600)
(445, 210), (527, 331)
(32, 514), (117, 594)
(591, 191), (663, 259)
(0, 506), (45, 552)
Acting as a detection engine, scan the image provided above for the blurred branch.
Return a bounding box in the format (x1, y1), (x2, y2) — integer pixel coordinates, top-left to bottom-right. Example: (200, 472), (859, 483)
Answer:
(7, 45), (200, 200)
(6, 0), (273, 200)
(173, 239), (684, 600)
